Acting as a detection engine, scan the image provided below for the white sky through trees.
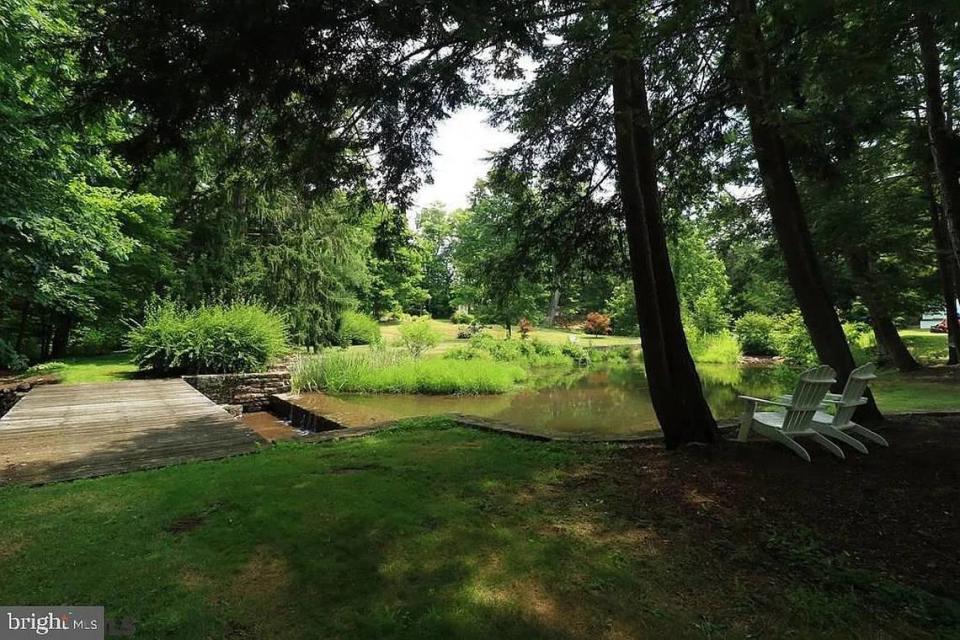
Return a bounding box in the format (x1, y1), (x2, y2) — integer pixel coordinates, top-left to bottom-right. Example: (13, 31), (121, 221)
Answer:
(412, 106), (515, 216)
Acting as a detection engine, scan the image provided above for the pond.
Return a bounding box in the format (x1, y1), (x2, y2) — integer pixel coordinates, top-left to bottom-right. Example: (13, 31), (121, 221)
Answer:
(289, 363), (803, 437)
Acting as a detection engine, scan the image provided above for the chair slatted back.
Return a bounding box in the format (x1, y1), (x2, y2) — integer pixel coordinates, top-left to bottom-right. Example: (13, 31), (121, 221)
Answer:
(783, 365), (836, 432)
(832, 363), (877, 426)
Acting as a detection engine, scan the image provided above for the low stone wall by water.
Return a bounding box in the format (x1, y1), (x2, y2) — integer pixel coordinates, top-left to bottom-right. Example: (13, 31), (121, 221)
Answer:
(0, 377), (57, 419)
(268, 394), (344, 432)
(0, 387), (21, 418)
(182, 371), (291, 412)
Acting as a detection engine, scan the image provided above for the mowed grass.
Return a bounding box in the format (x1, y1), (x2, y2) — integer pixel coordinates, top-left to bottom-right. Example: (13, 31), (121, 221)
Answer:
(900, 328), (951, 363)
(0, 418), (954, 639)
(875, 377), (960, 412)
(377, 319), (638, 354)
(51, 353), (139, 385)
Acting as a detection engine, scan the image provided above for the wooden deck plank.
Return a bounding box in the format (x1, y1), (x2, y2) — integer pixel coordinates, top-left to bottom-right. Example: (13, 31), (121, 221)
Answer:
(0, 379), (266, 485)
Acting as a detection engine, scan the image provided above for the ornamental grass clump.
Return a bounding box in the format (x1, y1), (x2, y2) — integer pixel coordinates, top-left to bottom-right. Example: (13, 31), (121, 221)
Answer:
(291, 349), (526, 395)
(127, 301), (288, 374)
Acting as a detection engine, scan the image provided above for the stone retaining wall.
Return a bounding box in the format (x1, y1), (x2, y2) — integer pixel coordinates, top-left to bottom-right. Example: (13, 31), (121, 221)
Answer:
(182, 371), (291, 412)
(0, 388), (20, 418)
(268, 394), (344, 432)
(0, 377), (57, 419)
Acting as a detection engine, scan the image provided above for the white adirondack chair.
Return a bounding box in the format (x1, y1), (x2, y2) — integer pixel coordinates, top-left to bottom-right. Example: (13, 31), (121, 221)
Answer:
(810, 363), (888, 451)
(737, 365), (844, 462)
(777, 363), (887, 453)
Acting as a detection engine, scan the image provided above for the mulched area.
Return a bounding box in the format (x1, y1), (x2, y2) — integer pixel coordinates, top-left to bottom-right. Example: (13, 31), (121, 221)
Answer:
(594, 414), (960, 600)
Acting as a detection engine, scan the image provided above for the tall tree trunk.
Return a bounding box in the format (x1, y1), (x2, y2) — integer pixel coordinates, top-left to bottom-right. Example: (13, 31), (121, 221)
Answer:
(39, 315), (51, 361)
(915, 111), (960, 365)
(730, 0), (882, 423)
(609, 28), (718, 447)
(14, 301), (30, 353)
(931, 199), (960, 365)
(50, 316), (73, 359)
(916, 10), (960, 253)
(845, 250), (920, 371)
(545, 287), (561, 326)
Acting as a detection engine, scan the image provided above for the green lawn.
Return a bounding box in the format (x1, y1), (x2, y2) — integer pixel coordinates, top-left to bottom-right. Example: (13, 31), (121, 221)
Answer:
(377, 318), (639, 354)
(49, 353), (139, 385)
(0, 419), (954, 639)
(899, 328), (951, 364)
(874, 372), (960, 413)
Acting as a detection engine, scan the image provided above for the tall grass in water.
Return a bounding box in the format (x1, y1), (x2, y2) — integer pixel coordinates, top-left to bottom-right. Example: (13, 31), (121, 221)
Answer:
(292, 349), (526, 394)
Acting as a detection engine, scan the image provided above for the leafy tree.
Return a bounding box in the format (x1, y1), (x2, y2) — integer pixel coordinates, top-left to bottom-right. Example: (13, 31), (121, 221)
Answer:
(728, 0), (882, 420)
(142, 123), (372, 347)
(670, 225), (732, 336)
(362, 206), (429, 318)
(0, 0), (168, 360)
(451, 182), (550, 333)
(415, 204), (456, 318)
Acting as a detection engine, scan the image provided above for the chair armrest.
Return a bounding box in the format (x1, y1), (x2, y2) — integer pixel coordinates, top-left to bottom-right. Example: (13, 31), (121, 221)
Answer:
(821, 396), (868, 407)
(779, 394), (829, 408)
(739, 395), (792, 408)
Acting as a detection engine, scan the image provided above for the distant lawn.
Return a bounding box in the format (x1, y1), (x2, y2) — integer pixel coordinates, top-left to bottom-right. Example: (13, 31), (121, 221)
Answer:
(900, 328), (949, 364)
(53, 353), (138, 385)
(377, 318), (638, 354)
(875, 377), (960, 413)
(0, 418), (955, 639)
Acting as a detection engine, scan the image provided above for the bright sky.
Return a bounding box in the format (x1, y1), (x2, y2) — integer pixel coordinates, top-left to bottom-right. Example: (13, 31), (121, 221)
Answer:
(412, 106), (516, 214)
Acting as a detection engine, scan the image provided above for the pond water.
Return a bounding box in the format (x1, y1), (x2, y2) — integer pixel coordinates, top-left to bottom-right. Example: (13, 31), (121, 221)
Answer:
(290, 363), (803, 437)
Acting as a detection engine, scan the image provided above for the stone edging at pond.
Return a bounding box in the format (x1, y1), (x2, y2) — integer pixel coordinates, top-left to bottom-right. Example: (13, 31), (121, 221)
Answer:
(0, 376), (58, 419)
(183, 371), (290, 412)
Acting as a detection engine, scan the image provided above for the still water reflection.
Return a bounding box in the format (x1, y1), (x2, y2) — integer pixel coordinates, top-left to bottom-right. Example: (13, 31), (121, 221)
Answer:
(292, 363), (802, 437)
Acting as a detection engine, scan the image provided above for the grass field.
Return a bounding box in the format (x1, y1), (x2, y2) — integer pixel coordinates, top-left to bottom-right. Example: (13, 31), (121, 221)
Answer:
(43, 353), (138, 385)
(377, 319), (639, 354)
(899, 328), (952, 363)
(0, 418), (956, 639)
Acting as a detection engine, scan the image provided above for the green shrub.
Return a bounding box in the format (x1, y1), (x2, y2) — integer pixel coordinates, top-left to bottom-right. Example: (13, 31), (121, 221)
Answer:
(338, 311), (382, 346)
(560, 340), (590, 365)
(23, 361), (67, 376)
(396, 317), (442, 357)
(843, 321), (876, 365)
(690, 289), (731, 336)
(448, 334), (573, 366)
(450, 309), (475, 325)
(292, 350), (526, 394)
(588, 346), (637, 364)
(735, 312), (778, 356)
(690, 332), (742, 364)
(455, 322), (483, 340)
(773, 311), (817, 365)
(127, 301), (288, 374)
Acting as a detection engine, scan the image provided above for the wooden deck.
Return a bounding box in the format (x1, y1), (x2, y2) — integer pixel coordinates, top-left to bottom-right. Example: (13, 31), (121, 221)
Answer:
(0, 379), (265, 485)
